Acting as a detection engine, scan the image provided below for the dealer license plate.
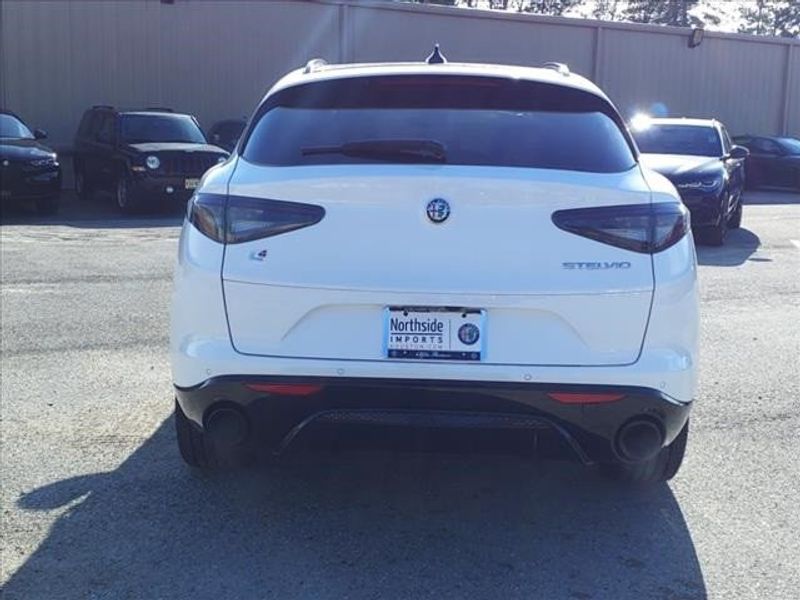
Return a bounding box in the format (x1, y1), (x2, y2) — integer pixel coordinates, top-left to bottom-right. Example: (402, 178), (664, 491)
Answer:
(184, 178), (200, 190)
(384, 307), (484, 361)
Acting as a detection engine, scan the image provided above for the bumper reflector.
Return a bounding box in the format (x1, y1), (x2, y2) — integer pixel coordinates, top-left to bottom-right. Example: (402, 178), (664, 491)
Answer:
(245, 383), (324, 396)
(547, 392), (624, 405)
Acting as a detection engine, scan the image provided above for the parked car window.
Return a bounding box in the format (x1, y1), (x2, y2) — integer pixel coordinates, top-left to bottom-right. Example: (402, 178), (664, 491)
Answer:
(750, 138), (783, 155)
(242, 76), (636, 173)
(120, 114), (206, 144)
(96, 113), (115, 144)
(0, 113), (34, 139)
(76, 112), (92, 138)
(214, 121), (245, 140)
(86, 112), (104, 139)
(632, 124), (722, 157)
(777, 137), (800, 155)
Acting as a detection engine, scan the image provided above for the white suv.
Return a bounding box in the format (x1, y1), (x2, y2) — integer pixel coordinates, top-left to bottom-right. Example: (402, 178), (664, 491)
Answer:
(171, 53), (698, 483)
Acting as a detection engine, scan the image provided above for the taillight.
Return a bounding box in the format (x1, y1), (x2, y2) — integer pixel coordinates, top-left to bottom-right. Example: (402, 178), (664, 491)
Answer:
(551, 203), (689, 254)
(188, 193), (325, 244)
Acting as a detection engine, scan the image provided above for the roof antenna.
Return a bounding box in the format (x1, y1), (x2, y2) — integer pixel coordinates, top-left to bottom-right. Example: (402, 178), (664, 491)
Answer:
(426, 44), (447, 65)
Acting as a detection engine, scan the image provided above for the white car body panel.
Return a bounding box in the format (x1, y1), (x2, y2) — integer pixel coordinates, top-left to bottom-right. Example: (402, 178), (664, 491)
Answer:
(222, 163), (655, 366)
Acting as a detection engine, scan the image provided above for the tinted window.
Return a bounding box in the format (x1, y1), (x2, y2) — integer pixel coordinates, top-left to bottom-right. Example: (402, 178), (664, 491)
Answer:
(87, 112), (104, 138)
(242, 76), (636, 173)
(750, 138), (783, 155)
(96, 114), (115, 144)
(120, 114), (206, 144)
(213, 121), (245, 139)
(778, 137), (800, 155)
(0, 114), (33, 139)
(633, 124), (722, 157)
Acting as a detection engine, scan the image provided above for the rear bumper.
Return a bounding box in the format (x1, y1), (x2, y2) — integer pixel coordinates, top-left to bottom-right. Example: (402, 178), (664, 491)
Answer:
(175, 376), (692, 464)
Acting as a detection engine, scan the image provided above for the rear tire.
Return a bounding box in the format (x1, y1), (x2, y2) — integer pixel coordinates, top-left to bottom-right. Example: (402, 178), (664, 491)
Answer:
(601, 420), (689, 485)
(74, 165), (91, 201)
(174, 400), (255, 469)
(175, 400), (217, 469)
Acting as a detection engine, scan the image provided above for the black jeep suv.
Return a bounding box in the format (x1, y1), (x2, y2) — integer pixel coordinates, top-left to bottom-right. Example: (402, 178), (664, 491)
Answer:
(73, 106), (228, 212)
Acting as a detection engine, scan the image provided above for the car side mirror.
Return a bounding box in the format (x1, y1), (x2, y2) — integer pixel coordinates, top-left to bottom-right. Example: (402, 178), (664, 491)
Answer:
(729, 145), (749, 160)
(33, 128), (47, 140)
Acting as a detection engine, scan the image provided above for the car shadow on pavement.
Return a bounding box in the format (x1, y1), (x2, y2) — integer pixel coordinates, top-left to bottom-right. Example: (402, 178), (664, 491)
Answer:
(4, 418), (707, 600)
(696, 227), (761, 267)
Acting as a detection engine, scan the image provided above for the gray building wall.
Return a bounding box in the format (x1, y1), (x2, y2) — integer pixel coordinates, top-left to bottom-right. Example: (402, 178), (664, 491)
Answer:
(1, 0), (798, 150)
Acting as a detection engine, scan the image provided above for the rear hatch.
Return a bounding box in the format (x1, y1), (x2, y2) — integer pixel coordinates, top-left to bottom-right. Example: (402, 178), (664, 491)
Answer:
(220, 72), (654, 366)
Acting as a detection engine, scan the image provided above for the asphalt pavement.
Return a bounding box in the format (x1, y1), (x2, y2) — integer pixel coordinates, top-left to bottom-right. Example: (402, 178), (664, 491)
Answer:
(1, 189), (799, 599)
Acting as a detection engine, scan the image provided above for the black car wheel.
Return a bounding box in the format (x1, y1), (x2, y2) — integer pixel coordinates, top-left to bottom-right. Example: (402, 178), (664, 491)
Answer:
(175, 399), (218, 469)
(728, 199), (743, 229)
(116, 174), (138, 213)
(600, 420), (689, 484)
(74, 166), (91, 201)
(35, 195), (60, 216)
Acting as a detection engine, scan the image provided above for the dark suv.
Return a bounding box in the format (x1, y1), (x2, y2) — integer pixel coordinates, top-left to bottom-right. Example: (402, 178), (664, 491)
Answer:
(73, 107), (228, 212)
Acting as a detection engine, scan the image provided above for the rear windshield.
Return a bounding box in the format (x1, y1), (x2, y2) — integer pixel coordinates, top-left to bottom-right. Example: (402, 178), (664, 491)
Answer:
(242, 75), (636, 173)
(633, 124), (722, 157)
(121, 114), (206, 144)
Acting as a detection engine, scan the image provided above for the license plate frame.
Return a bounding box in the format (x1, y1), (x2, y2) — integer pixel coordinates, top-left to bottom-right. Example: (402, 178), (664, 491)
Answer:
(383, 306), (486, 361)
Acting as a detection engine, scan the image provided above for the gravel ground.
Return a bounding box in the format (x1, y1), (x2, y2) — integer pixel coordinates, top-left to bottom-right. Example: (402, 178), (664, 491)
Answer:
(1, 189), (799, 599)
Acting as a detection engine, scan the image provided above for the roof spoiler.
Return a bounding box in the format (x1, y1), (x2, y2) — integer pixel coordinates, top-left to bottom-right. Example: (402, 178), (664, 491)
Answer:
(542, 62), (570, 76)
(303, 58), (328, 74)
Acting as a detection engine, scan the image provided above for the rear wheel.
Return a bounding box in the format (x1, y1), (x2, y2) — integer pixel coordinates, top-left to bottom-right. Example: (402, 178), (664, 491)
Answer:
(601, 420), (689, 485)
(174, 400), (255, 469)
(74, 165), (91, 201)
(175, 399), (218, 469)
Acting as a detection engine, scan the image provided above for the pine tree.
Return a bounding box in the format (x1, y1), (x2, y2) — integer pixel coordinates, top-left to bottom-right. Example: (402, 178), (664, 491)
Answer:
(623, 0), (699, 27)
(522, 0), (582, 16)
(740, 0), (800, 38)
(405, 0), (459, 6)
(592, 0), (622, 21)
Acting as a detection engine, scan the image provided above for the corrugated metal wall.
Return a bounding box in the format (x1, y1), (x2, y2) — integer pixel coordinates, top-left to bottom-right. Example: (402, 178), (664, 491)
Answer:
(1, 0), (798, 149)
